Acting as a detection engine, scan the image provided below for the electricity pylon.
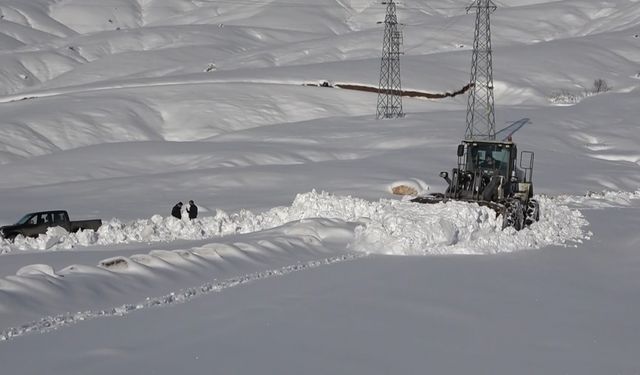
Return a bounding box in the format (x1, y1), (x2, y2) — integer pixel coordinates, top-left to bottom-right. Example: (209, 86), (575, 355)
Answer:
(465, 0), (497, 140)
(376, 0), (404, 119)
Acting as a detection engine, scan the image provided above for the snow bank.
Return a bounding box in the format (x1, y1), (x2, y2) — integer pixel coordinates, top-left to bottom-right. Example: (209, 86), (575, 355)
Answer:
(352, 195), (590, 255)
(1, 190), (595, 255)
(553, 190), (640, 208)
(0, 254), (361, 342)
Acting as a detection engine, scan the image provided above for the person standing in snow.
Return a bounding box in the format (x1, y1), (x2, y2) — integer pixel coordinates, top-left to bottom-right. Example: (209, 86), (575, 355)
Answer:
(171, 202), (183, 219)
(187, 200), (198, 220)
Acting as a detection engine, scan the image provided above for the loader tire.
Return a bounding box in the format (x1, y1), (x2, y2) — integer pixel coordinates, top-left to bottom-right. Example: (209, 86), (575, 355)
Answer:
(525, 199), (540, 227)
(504, 199), (524, 230)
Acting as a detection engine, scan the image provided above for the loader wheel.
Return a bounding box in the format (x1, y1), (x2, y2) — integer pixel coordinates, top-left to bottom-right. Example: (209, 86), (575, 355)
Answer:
(525, 199), (540, 227)
(504, 199), (524, 230)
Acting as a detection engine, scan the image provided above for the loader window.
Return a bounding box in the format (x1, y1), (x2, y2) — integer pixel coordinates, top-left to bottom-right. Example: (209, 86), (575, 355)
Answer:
(491, 149), (510, 176)
(466, 146), (481, 170)
(467, 146), (496, 169)
(481, 152), (495, 168)
(466, 143), (511, 177)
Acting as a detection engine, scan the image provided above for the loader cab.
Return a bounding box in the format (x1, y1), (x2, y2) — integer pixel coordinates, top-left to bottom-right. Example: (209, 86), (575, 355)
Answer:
(461, 140), (516, 179)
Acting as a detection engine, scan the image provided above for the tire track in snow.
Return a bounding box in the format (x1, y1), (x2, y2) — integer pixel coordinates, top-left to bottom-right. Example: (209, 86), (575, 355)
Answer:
(0, 253), (364, 342)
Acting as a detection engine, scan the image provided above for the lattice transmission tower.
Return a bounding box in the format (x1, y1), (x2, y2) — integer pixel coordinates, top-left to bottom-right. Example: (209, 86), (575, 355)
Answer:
(465, 0), (497, 140)
(376, 0), (404, 120)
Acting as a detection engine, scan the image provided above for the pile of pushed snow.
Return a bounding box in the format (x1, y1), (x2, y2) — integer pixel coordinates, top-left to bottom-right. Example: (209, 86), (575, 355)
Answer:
(0, 191), (590, 255)
(353, 195), (590, 255)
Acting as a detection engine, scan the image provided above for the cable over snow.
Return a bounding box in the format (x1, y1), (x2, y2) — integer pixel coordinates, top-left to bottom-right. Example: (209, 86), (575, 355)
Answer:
(1, 190), (593, 255)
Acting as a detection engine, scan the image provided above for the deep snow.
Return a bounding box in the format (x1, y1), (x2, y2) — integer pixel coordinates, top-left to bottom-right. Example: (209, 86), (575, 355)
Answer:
(0, 0), (639, 373)
(1, 190), (593, 255)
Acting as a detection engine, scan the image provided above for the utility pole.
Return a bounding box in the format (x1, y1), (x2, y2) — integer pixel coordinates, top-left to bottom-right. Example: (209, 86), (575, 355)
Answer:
(465, 0), (497, 140)
(376, 0), (404, 119)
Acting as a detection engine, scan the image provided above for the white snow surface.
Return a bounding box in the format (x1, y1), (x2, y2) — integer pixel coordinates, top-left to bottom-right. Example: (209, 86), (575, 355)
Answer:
(0, 0), (640, 373)
(0, 190), (591, 255)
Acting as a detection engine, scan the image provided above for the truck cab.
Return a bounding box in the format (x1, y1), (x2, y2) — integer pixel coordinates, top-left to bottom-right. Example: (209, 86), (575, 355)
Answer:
(16, 211), (70, 226)
(10, 211), (71, 237)
(0, 210), (102, 241)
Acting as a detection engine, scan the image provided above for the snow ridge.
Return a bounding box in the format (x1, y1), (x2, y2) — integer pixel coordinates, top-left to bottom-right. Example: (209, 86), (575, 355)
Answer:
(1, 190), (592, 256)
(0, 253), (363, 342)
(553, 190), (640, 208)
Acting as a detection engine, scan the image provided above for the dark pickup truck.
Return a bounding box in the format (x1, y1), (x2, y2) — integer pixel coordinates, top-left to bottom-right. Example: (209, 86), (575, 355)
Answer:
(0, 210), (102, 241)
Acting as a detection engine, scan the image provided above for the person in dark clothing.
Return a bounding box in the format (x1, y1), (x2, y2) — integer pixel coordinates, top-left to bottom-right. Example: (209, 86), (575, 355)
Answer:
(187, 200), (198, 220)
(171, 202), (183, 219)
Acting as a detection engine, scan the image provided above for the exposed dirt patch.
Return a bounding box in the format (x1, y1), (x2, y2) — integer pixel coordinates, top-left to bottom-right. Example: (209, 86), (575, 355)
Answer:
(391, 185), (419, 196)
(304, 81), (473, 99)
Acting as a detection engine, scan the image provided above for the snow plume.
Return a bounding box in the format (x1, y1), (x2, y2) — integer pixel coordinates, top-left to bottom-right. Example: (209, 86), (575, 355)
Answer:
(1, 191), (592, 255)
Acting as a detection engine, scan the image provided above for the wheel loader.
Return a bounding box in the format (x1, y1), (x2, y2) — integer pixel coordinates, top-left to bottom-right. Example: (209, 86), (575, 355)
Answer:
(412, 139), (540, 230)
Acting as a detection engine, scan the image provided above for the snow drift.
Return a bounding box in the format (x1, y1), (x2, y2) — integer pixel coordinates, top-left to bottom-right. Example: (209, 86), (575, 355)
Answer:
(1, 190), (591, 256)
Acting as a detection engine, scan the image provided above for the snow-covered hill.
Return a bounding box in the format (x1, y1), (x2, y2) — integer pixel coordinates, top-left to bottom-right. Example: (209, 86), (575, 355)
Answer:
(0, 0), (639, 373)
(0, 0), (639, 221)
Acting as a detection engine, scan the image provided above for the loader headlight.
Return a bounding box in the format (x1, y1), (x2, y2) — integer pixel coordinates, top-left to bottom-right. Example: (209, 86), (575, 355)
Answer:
(440, 171), (448, 179)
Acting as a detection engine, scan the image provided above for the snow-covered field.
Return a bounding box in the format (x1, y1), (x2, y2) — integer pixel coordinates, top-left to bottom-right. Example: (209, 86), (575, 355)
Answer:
(0, 0), (639, 373)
